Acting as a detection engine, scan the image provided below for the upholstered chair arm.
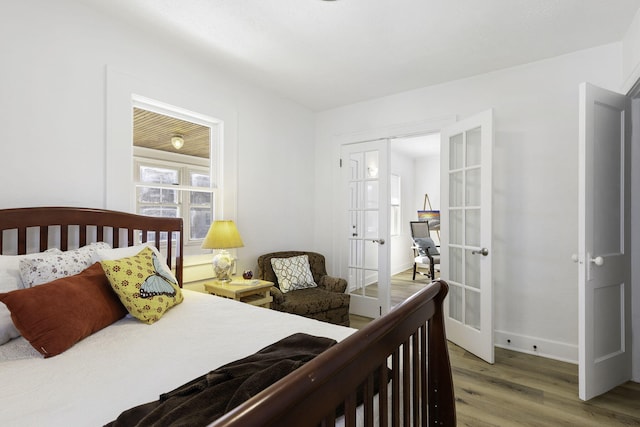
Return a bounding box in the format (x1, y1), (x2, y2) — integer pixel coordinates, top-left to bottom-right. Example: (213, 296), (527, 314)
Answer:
(318, 276), (348, 294)
(270, 286), (285, 305)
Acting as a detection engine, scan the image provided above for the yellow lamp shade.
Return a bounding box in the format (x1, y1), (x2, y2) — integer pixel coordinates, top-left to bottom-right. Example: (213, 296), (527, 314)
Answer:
(201, 220), (244, 249)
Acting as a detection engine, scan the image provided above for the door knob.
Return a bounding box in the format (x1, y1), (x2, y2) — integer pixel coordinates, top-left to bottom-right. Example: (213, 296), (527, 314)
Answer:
(590, 256), (604, 266)
(471, 247), (489, 256)
(571, 254), (579, 263)
(372, 239), (385, 245)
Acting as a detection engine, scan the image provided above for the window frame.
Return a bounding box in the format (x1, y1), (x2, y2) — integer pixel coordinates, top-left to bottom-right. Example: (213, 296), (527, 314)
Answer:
(134, 149), (215, 246)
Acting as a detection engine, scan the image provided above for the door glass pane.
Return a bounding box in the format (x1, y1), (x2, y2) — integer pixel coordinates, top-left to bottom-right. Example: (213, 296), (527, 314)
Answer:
(465, 168), (481, 206)
(349, 182), (361, 209)
(364, 211), (379, 239)
(465, 208), (481, 246)
(465, 249), (480, 289)
(449, 246), (463, 283)
(364, 239), (379, 270)
(349, 239), (362, 267)
(450, 209), (463, 245)
(449, 133), (464, 170)
(466, 127), (481, 167)
(449, 283), (462, 322)
(465, 289), (481, 330)
(349, 153), (364, 180)
(362, 270), (378, 298)
(365, 181), (379, 209)
(348, 267), (363, 292)
(449, 171), (463, 207)
(365, 151), (379, 178)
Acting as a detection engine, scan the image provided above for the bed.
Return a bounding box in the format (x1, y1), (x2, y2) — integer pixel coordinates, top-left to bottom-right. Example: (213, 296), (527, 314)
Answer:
(0, 206), (455, 426)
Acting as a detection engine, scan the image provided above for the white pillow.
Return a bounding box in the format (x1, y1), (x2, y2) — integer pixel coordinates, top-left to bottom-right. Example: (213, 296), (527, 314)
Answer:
(270, 255), (317, 293)
(0, 305), (20, 344)
(0, 250), (62, 345)
(18, 242), (111, 287)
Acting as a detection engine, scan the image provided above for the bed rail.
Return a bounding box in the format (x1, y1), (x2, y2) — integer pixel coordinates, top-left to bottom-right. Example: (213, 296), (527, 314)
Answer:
(0, 206), (184, 286)
(212, 280), (455, 427)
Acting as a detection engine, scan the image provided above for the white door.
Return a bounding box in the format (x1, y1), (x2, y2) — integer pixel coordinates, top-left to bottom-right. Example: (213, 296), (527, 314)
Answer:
(341, 140), (390, 319)
(578, 83), (632, 400)
(441, 109), (494, 364)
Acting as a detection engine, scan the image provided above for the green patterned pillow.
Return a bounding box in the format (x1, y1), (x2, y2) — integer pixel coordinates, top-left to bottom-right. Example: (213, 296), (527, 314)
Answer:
(100, 246), (182, 324)
(270, 255), (317, 293)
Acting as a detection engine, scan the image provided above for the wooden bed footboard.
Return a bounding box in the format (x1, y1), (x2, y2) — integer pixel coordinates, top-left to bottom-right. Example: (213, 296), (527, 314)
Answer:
(212, 280), (456, 427)
(0, 206), (184, 286)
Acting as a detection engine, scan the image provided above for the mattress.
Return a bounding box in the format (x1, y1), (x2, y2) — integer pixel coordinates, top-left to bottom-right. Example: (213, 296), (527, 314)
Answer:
(0, 290), (355, 426)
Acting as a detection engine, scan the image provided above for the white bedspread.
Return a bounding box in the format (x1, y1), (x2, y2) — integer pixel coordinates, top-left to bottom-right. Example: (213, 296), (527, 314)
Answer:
(0, 290), (355, 427)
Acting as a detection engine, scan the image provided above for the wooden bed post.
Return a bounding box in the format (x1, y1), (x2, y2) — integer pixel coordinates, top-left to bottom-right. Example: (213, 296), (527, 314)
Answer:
(428, 280), (456, 426)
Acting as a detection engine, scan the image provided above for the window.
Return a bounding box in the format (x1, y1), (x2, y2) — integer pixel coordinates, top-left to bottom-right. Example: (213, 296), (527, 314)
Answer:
(132, 100), (221, 246)
(134, 157), (214, 242)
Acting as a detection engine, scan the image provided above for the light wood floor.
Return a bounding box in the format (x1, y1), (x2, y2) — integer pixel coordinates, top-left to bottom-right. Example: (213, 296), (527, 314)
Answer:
(349, 270), (640, 426)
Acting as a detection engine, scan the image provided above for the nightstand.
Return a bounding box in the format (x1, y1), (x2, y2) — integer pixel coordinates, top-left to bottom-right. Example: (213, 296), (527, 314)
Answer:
(204, 278), (274, 308)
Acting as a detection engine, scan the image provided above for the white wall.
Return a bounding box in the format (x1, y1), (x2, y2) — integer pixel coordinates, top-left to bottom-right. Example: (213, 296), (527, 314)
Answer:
(389, 150), (415, 275)
(622, 8), (640, 93)
(315, 43), (623, 362)
(0, 0), (316, 274)
(414, 154), (441, 212)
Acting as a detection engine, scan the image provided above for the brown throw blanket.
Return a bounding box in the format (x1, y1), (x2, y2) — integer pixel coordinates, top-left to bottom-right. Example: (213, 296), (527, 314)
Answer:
(106, 333), (336, 427)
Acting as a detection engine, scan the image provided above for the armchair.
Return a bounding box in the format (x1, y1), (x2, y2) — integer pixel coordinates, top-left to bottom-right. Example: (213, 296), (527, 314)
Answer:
(257, 251), (350, 327)
(410, 221), (440, 280)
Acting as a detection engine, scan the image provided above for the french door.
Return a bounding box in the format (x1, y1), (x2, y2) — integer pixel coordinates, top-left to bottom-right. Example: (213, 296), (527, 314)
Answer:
(341, 139), (390, 319)
(578, 82), (632, 400)
(441, 109), (494, 364)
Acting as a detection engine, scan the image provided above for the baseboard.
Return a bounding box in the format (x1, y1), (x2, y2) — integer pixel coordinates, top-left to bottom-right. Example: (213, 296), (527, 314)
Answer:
(494, 329), (578, 364)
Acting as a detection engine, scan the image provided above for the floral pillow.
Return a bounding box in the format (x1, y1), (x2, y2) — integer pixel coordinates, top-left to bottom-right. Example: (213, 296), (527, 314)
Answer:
(270, 255), (317, 293)
(19, 242), (111, 287)
(100, 246), (183, 324)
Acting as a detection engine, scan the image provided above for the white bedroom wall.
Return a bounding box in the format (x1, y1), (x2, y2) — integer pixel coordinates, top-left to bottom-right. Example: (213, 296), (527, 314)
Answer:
(622, 7), (640, 93)
(414, 154), (441, 213)
(314, 43), (623, 362)
(389, 150), (415, 275)
(0, 0), (316, 274)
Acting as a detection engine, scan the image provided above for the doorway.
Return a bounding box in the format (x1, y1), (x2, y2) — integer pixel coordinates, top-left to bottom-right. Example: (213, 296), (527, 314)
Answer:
(389, 133), (441, 301)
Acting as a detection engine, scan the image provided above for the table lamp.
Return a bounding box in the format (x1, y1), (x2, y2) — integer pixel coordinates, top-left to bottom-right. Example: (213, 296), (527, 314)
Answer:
(201, 220), (244, 281)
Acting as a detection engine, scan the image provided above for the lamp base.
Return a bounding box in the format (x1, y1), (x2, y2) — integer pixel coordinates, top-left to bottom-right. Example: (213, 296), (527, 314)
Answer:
(212, 250), (234, 281)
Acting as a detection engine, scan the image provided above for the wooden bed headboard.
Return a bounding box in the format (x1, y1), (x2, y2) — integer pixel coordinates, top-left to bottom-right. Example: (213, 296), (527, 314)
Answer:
(0, 206), (184, 287)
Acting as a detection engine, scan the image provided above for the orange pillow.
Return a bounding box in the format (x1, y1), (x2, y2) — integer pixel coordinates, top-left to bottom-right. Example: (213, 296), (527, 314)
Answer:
(0, 263), (127, 358)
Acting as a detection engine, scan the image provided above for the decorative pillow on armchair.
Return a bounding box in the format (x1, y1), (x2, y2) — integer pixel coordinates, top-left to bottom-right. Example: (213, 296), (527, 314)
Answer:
(271, 255), (317, 293)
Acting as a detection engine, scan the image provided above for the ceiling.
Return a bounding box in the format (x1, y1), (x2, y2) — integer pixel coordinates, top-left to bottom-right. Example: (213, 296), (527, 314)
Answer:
(133, 108), (210, 158)
(88, 0), (639, 112)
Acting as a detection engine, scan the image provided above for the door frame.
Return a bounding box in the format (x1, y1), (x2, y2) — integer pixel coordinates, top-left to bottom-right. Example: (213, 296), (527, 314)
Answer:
(334, 116), (456, 313)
